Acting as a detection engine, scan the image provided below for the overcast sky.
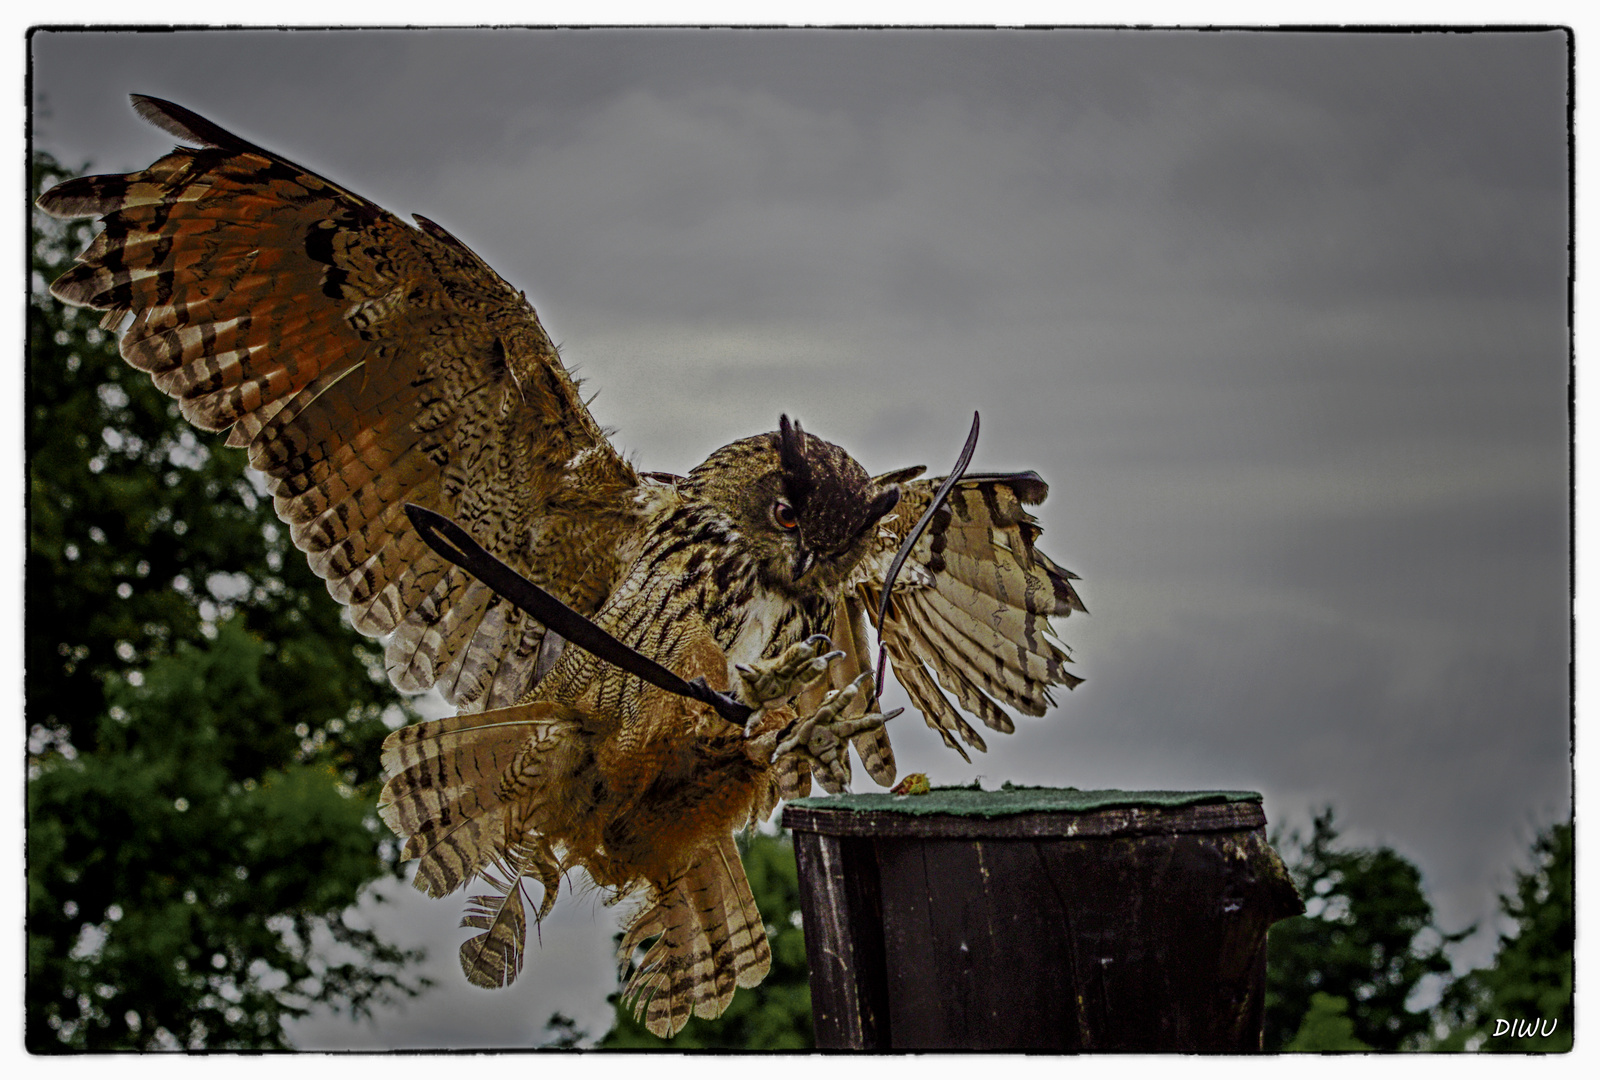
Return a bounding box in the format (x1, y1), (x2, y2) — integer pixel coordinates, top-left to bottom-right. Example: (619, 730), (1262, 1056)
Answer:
(28, 27), (1571, 1049)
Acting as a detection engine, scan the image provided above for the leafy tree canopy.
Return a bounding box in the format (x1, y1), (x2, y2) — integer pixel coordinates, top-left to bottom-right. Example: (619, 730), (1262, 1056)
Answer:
(1433, 821), (1573, 1052)
(1284, 993), (1373, 1052)
(1265, 807), (1470, 1051)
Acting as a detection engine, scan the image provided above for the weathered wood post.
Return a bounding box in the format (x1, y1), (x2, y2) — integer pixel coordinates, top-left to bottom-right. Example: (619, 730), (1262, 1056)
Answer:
(782, 786), (1303, 1051)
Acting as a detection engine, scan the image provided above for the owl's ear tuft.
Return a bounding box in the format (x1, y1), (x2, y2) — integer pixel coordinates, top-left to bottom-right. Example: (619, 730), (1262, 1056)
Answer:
(777, 414), (815, 511)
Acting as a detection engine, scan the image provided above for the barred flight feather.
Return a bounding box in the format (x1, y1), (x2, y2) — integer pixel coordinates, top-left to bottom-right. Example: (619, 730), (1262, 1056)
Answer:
(889, 645), (988, 758)
(617, 835), (772, 1037)
(839, 593), (897, 785)
(458, 844), (564, 989)
(459, 865), (530, 989)
(38, 94), (640, 715)
(847, 472), (1084, 758)
(377, 702), (577, 898)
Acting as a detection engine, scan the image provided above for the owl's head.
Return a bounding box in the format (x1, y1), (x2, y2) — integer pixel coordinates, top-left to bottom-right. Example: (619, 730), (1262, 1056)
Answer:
(685, 415), (901, 595)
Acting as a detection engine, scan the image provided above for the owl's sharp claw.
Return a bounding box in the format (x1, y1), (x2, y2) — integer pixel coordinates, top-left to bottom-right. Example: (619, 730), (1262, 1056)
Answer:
(770, 673), (902, 792)
(735, 634), (839, 710)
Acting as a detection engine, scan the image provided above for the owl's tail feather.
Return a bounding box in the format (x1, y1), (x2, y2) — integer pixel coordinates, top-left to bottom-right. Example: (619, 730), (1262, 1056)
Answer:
(617, 833), (772, 1038)
(377, 702), (578, 900)
(456, 839), (563, 989)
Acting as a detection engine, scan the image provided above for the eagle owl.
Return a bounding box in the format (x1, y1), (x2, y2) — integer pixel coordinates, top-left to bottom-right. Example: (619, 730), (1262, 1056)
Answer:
(39, 95), (1087, 1038)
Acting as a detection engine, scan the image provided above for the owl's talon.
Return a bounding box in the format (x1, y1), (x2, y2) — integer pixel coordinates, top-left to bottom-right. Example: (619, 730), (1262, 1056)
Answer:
(770, 673), (902, 791)
(735, 634), (839, 710)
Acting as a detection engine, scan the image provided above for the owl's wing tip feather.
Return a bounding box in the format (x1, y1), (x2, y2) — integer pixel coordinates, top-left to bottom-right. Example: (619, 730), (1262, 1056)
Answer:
(130, 94), (251, 152)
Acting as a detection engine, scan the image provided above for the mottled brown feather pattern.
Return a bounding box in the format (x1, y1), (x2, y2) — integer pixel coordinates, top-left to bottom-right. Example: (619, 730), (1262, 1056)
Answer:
(40, 97), (1085, 1039)
(40, 96), (639, 717)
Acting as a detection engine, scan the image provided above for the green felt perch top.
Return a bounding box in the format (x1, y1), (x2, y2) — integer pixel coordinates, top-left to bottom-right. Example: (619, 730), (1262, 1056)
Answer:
(787, 783), (1264, 819)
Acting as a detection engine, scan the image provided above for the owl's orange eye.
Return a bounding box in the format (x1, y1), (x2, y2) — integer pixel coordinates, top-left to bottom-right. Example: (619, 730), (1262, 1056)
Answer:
(772, 501), (799, 530)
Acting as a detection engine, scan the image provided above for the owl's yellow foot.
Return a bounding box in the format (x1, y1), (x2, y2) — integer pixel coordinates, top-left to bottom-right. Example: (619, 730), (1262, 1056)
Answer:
(734, 634), (841, 712)
(772, 673), (903, 792)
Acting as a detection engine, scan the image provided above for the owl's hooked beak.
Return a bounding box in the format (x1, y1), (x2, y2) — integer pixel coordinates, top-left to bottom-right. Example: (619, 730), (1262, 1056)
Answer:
(794, 485), (901, 582)
(859, 485), (901, 536)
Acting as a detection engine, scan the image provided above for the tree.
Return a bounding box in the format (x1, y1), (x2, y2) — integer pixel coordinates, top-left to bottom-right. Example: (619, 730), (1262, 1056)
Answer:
(597, 829), (814, 1048)
(27, 149), (426, 1050)
(1280, 992), (1369, 1049)
(1433, 820), (1573, 1052)
(1264, 808), (1469, 1051)
(1283, 993), (1372, 1052)
(537, 1012), (588, 1049)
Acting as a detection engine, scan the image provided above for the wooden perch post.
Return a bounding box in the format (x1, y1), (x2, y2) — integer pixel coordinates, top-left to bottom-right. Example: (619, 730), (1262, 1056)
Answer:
(782, 787), (1304, 1051)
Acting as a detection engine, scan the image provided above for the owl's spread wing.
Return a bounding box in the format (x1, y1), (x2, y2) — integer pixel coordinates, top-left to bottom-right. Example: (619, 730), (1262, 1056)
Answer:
(849, 470), (1086, 763)
(39, 95), (641, 712)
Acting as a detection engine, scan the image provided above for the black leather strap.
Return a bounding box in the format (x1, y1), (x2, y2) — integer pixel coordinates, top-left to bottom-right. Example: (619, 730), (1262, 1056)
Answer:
(403, 503), (754, 726)
(874, 411), (982, 701)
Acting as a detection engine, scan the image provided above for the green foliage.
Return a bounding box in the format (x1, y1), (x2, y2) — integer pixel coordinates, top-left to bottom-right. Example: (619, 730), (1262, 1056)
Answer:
(1265, 807), (1469, 1051)
(1433, 821), (1573, 1052)
(1283, 993), (1372, 1052)
(27, 149), (425, 1051)
(597, 830), (814, 1049)
(537, 1012), (587, 1049)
